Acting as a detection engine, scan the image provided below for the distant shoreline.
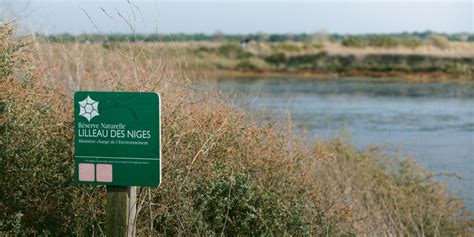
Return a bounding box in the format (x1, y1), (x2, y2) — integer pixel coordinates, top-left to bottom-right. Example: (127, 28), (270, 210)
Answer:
(37, 40), (474, 83)
(187, 69), (474, 83)
(171, 40), (473, 82)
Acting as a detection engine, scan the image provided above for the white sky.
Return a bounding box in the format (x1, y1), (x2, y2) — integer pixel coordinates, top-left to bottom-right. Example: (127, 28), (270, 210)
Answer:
(2, 0), (473, 34)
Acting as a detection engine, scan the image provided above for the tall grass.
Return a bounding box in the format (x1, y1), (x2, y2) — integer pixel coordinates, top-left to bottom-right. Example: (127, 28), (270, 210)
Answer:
(1, 23), (473, 235)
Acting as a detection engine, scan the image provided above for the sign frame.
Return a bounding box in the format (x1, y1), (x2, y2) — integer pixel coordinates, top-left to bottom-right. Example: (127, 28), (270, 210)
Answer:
(73, 91), (161, 187)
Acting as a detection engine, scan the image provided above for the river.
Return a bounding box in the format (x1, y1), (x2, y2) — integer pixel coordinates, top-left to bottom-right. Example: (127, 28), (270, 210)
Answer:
(200, 77), (474, 210)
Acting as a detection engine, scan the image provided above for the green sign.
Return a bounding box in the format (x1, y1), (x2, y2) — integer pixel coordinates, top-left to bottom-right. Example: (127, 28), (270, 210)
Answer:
(74, 92), (161, 187)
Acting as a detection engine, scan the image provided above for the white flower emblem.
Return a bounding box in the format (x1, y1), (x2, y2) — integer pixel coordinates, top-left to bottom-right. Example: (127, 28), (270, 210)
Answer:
(78, 96), (99, 121)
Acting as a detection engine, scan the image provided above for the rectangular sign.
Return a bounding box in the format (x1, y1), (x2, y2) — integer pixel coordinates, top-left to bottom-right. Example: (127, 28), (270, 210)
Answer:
(74, 91), (161, 186)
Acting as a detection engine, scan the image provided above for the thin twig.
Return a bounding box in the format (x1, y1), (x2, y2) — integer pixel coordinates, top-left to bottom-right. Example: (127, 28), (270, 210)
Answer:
(80, 8), (102, 34)
(221, 171), (234, 236)
(100, 7), (114, 20)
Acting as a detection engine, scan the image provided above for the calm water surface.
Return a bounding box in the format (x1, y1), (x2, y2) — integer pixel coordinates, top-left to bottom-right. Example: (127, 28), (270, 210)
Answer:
(200, 78), (474, 210)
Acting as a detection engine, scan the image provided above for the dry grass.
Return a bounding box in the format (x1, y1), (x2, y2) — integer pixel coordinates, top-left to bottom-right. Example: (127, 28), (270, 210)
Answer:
(323, 41), (474, 58)
(1, 24), (473, 235)
(114, 40), (474, 58)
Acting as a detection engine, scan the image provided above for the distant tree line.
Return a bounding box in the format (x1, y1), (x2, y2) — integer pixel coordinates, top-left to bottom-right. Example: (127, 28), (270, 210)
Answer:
(38, 32), (474, 44)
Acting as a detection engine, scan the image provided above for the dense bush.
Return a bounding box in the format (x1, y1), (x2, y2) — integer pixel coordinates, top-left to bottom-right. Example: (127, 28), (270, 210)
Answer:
(217, 43), (252, 59)
(431, 35), (450, 49)
(399, 37), (425, 49)
(264, 52), (286, 67)
(276, 52), (473, 74)
(0, 26), (32, 79)
(235, 59), (259, 71)
(271, 43), (302, 52)
(191, 167), (311, 235)
(1, 78), (105, 235)
(368, 36), (399, 48)
(1, 26), (104, 235)
(341, 37), (368, 48)
(342, 36), (421, 48)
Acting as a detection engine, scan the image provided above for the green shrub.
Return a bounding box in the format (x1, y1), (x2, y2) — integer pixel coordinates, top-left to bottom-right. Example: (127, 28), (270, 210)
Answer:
(342, 37), (368, 48)
(191, 166), (311, 235)
(0, 79), (105, 235)
(193, 46), (217, 55)
(303, 42), (324, 50)
(235, 59), (259, 71)
(342, 36), (423, 48)
(271, 43), (301, 52)
(0, 25), (32, 80)
(399, 37), (425, 49)
(0, 25), (103, 235)
(217, 43), (252, 59)
(286, 52), (328, 70)
(368, 36), (399, 48)
(431, 35), (449, 49)
(264, 52), (286, 67)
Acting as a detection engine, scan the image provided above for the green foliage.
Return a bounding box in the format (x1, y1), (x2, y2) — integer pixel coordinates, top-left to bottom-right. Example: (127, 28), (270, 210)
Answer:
(342, 37), (368, 47)
(341, 35), (446, 49)
(0, 79), (105, 235)
(271, 43), (302, 52)
(37, 32), (474, 44)
(0, 26), (31, 79)
(217, 43), (252, 59)
(368, 36), (399, 48)
(303, 42), (324, 50)
(264, 52), (473, 74)
(264, 53), (286, 67)
(399, 37), (425, 49)
(0, 26), (104, 235)
(268, 34), (292, 42)
(287, 52), (327, 69)
(343, 36), (411, 48)
(194, 46), (216, 54)
(235, 59), (259, 71)
(431, 35), (450, 49)
(191, 167), (310, 235)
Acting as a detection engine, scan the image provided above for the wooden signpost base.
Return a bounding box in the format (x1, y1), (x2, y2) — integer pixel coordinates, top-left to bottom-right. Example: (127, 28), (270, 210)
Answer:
(106, 186), (137, 237)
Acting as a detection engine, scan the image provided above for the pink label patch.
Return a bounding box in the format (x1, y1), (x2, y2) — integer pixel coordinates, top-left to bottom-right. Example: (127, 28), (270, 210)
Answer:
(79, 163), (95, 182)
(96, 164), (113, 182)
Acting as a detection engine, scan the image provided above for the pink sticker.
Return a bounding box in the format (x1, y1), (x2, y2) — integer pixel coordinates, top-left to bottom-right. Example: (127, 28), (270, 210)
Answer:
(79, 163), (95, 182)
(96, 164), (113, 182)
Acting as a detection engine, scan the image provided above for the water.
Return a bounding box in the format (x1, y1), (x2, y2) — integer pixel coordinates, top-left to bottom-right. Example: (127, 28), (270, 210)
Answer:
(200, 77), (474, 210)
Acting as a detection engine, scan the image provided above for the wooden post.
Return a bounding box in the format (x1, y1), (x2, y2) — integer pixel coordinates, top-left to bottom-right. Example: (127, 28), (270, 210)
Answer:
(106, 186), (137, 237)
(128, 186), (137, 237)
